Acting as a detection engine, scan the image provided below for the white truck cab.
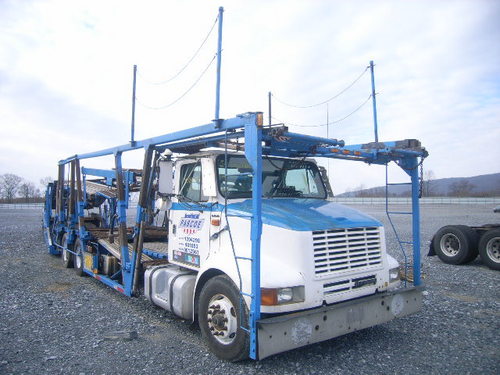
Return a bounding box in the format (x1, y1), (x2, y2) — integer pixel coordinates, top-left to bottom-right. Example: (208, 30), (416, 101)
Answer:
(146, 150), (402, 360)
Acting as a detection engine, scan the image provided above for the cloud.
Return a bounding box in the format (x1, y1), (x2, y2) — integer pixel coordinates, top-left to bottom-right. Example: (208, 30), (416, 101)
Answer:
(0, 0), (499, 194)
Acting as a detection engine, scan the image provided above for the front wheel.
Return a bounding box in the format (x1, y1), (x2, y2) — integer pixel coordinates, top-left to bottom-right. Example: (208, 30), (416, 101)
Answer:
(198, 275), (249, 362)
(478, 229), (500, 271)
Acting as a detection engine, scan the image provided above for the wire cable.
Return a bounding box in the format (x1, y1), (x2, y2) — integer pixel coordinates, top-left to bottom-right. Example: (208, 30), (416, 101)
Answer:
(272, 66), (369, 108)
(272, 94), (372, 127)
(136, 54), (217, 110)
(137, 14), (219, 85)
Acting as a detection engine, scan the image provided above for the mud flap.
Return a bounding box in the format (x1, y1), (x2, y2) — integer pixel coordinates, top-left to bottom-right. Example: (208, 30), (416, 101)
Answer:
(257, 287), (423, 360)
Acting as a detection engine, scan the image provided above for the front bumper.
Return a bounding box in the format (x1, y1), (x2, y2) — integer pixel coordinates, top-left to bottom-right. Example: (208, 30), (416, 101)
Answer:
(257, 286), (423, 360)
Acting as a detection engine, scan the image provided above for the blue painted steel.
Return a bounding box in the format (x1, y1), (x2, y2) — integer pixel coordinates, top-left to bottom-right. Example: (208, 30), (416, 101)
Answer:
(410, 163), (421, 286)
(226, 199), (381, 231)
(43, 183), (59, 255)
(369, 60), (379, 143)
(83, 269), (129, 295)
(243, 118), (263, 360)
(214, 7), (224, 122)
(114, 152), (134, 296)
(58, 116), (253, 165)
(142, 248), (168, 259)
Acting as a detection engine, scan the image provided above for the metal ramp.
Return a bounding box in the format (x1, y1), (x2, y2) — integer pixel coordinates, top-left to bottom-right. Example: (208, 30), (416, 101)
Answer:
(97, 239), (168, 264)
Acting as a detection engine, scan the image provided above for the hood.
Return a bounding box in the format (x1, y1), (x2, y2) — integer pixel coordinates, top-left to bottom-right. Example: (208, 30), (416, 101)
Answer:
(227, 199), (381, 231)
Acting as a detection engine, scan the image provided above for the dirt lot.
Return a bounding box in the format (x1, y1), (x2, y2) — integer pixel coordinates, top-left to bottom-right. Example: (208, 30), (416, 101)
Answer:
(0, 204), (498, 375)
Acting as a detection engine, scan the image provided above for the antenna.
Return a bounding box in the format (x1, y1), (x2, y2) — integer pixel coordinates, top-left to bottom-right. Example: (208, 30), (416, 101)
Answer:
(369, 60), (379, 143)
(131, 65), (137, 146)
(214, 6), (224, 127)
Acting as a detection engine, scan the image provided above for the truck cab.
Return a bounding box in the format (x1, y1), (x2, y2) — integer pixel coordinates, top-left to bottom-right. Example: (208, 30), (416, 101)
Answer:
(139, 149), (403, 360)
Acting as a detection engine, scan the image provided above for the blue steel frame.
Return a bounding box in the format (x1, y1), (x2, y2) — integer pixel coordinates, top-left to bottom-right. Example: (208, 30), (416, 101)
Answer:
(53, 114), (426, 359)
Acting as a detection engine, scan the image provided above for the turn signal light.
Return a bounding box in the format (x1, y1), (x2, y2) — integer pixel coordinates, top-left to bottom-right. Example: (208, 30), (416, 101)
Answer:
(261, 288), (278, 306)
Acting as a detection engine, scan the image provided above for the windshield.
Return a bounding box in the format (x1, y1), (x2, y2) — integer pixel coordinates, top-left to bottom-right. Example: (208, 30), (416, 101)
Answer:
(216, 155), (327, 199)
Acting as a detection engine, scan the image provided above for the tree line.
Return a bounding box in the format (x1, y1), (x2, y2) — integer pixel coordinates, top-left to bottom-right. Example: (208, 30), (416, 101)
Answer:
(345, 170), (500, 198)
(0, 174), (53, 203)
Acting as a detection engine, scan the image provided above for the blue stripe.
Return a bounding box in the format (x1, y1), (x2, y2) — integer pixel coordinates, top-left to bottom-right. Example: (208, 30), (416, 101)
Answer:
(171, 199), (380, 231)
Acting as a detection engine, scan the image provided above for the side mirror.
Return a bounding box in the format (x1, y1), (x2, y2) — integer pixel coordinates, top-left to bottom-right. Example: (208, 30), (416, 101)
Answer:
(201, 158), (217, 197)
(158, 160), (174, 195)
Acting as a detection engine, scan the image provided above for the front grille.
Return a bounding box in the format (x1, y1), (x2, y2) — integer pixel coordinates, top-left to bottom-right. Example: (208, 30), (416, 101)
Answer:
(324, 275), (377, 295)
(312, 227), (383, 277)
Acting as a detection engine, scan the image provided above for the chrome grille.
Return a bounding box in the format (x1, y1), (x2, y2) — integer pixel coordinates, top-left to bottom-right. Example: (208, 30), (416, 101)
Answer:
(312, 227), (383, 276)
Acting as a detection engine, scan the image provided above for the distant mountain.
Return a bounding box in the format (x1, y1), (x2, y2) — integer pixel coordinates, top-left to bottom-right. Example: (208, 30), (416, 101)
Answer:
(338, 173), (500, 197)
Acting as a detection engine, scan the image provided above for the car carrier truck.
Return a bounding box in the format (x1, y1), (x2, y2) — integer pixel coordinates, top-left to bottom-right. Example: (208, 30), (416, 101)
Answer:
(43, 111), (428, 360)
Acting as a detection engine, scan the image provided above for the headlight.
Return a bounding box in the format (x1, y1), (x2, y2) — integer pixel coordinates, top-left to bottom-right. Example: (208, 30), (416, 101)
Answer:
(261, 286), (305, 306)
(389, 267), (400, 283)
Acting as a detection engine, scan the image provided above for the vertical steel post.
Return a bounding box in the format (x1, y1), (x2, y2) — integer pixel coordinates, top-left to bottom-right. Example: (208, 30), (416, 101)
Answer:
(410, 164), (422, 286)
(114, 152), (133, 295)
(268, 92), (272, 126)
(132, 147), (154, 295)
(214, 7), (224, 123)
(369, 60), (379, 143)
(244, 114), (263, 359)
(56, 164), (65, 223)
(131, 65), (137, 146)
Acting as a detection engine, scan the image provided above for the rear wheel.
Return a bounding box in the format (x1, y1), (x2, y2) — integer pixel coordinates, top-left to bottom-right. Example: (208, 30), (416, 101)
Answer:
(432, 225), (478, 265)
(74, 239), (85, 277)
(61, 233), (74, 268)
(478, 229), (500, 271)
(198, 275), (249, 362)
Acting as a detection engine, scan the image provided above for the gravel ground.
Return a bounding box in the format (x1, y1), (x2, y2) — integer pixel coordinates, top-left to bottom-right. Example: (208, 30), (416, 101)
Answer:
(0, 205), (498, 375)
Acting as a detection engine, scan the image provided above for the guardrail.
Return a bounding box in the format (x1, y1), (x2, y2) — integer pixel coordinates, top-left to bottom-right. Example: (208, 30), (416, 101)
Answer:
(333, 197), (500, 205)
(0, 198), (499, 209)
(0, 203), (44, 209)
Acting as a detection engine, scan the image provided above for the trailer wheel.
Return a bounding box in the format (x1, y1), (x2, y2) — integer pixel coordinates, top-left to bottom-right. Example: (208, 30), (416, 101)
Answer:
(74, 239), (85, 277)
(432, 225), (478, 265)
(478, 229), (500, 271)
(61, 233), (74, 268)
(198, 275), (249, 362)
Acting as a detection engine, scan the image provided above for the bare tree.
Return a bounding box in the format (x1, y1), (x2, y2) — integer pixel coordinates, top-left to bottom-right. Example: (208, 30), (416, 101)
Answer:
(448, 180), (475, 197)
(40, 176), (54, 188)
(423, 170), (436, 197)
(0, 173), (23, 202)
(19, 181), (37, 203)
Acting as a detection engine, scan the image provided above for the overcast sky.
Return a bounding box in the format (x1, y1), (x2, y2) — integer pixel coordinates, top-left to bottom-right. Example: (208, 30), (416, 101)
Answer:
(1, 0), (499, 194)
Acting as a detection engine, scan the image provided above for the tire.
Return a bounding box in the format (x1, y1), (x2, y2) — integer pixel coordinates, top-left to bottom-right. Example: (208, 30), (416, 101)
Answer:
(61, 233), (74, 268)
(478, 229), (500, 271)
(74, 239), (85, 277)
(432, 225), (478, 265)
(198, 275), (249, 362)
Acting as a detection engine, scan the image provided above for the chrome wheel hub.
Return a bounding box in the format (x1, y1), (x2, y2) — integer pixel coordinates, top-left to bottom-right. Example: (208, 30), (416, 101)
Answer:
(440, 233), (460, 257)
(485, 237), (500, 264)
(207, 294), (238, 345)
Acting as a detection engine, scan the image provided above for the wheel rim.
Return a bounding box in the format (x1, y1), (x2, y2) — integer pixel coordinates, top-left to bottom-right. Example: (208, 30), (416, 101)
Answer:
(206, 294), (238, 345)
(75, 252), (82, 269)
(440, 233), (460, 256)
(485, 237), (500, 264)
(74, 242), (83, 269)
(62, 235), (69, 262)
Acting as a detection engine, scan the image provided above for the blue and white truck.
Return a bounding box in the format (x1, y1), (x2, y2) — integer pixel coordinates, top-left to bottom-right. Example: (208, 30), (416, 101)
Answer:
(43, 112), (428, 360)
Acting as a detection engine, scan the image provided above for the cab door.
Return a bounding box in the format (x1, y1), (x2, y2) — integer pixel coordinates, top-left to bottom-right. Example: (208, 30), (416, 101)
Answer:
(168, 159), (215, 270)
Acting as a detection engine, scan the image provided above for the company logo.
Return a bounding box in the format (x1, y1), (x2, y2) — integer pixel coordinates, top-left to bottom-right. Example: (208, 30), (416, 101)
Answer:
(179, 213), (205, 234)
